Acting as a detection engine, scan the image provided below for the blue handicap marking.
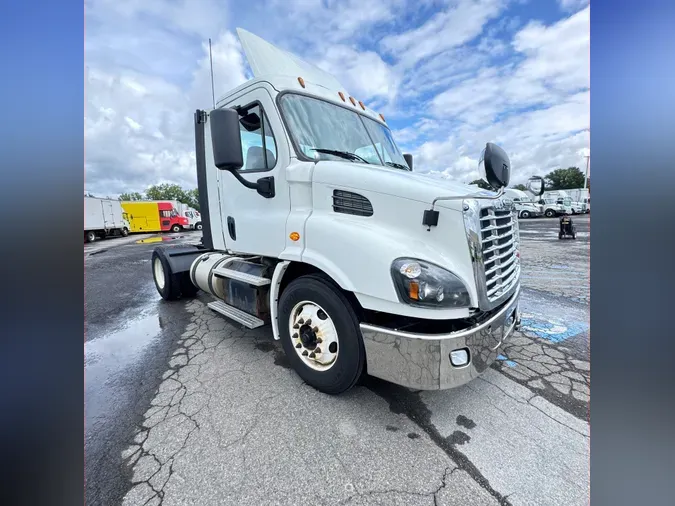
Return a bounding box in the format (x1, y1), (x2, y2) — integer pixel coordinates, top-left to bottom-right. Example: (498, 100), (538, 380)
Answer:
(519, 314), (588, 343)
(496, 354), (517, 367)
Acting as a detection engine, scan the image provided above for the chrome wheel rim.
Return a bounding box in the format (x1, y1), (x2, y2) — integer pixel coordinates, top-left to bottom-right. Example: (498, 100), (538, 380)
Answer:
(288, 300), (339, 371)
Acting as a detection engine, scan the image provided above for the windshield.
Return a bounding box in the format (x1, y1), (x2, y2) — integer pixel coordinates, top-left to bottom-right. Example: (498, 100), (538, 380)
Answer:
(279, 93), (409, 169)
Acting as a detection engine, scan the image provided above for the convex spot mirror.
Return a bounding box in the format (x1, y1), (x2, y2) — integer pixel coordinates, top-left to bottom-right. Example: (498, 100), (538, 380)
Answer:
(210, 108), (244, 171)
(478, 142), (510, 190)
(526, 176), (545, 196)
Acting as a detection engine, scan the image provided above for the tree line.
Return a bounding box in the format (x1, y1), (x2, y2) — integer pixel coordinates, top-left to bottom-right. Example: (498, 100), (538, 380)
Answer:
(470, 166), (590, 192)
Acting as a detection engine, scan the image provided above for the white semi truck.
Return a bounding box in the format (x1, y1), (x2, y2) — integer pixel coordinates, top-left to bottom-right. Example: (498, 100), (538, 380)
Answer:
(150, 29), (544, 394)
(504, 188), (544, 219)
(84, 196), (130, 243)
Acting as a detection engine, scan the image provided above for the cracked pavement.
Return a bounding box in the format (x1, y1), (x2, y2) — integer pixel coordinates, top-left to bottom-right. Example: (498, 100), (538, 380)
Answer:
(85, 216), (590, 506)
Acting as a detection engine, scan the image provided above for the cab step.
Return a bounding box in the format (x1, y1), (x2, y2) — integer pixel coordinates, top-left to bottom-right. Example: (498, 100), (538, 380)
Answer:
(212, 265), (271, 286)
(207, 300), (265, 329)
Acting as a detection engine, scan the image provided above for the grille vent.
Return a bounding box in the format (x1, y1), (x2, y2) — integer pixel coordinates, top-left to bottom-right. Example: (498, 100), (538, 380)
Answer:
(332, 190), (373, 217)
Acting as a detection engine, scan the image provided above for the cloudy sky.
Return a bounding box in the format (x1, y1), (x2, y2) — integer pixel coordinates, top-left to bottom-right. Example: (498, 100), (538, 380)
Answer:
(84, 0), (590, 196)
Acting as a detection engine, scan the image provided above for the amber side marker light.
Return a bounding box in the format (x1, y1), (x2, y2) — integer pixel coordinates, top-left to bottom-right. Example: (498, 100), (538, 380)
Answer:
(358, 100), (366, 110)
(379, 113), (386, 122)
(289, 232), (300, 241)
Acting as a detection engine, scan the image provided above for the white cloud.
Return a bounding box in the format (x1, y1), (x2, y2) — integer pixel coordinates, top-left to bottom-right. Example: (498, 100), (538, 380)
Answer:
(85, 28), (247, 196)
(380, 0), (506, 67)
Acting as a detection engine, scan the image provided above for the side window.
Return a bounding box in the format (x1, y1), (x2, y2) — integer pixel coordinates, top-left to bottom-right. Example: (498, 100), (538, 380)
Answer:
(513, 198), (521, 202)
(238, 104), (277, 172)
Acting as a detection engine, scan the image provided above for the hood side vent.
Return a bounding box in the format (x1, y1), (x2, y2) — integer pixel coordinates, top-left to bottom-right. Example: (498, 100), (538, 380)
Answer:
(332, 190), (373, 217)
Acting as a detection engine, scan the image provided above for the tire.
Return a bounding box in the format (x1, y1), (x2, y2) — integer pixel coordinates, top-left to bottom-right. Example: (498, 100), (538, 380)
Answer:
(121, 227), (129, 237)
(195, 222), (203, 231)
(85, 231), (96, 243)
(180, 275), (199, 297)
(278, 274), (365, 395)
(520, 210), (531, 219)
(151, 248), (181, 300)
(171, 224), (181, 233)
(545, 209), (555, 218)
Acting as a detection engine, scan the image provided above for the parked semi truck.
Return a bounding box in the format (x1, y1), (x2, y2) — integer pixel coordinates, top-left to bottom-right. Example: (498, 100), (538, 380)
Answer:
(504, 188), (543, 219)
(149, 29), (544, 394)
(120, 201), (189, 233)
(84, 196), (130, 243)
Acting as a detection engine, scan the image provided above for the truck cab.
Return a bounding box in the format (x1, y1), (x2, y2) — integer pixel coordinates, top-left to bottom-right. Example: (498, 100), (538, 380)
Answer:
(150, 29), (545, 394)
(504, 188), (543, 219)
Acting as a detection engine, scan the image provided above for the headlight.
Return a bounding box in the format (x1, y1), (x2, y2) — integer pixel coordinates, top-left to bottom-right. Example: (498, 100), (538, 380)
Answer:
(391, 258), (471, 308)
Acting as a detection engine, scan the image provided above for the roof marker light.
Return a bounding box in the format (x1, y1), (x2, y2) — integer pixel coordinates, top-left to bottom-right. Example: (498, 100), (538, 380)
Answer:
(358, 100), (366, 110)
(379, 113), (386, 122)
(298, 77), (305, 88)
(349, 96), (356, 106)
(338, 92), (346, 101)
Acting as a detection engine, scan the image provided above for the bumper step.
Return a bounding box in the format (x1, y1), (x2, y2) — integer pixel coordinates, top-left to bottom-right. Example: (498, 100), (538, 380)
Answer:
(212, 266), (271, 286)
(207, 300), (265, 329)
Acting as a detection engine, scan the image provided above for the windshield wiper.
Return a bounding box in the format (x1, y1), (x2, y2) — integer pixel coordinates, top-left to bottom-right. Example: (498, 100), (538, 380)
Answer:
(310, 148), (370, 164)
(385, 161), (411, 171)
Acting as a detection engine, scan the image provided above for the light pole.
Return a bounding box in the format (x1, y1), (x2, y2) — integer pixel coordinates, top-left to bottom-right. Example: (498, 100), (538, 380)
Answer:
(583, 154), (590, 191)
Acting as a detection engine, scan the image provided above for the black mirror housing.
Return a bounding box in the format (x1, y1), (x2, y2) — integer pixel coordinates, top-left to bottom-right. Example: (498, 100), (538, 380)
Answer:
(403, 153), (413, 170)
(210, 108), (243, 171)
(482, 142), (510, 189)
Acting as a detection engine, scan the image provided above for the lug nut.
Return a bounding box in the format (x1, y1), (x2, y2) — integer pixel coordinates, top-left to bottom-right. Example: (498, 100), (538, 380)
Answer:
(292, 333), (298, 339)
(314, 347), (321, 354)
(302, 350), (308, 356)
(305, 319), (312, 326)
(298, 318), (304, 324)
(309, 352), (316, 359)
(293, 323), (300, 329)
(295, 343), (302, 349)
(313, 326), (319, 333)
(317, 338), (323, 344)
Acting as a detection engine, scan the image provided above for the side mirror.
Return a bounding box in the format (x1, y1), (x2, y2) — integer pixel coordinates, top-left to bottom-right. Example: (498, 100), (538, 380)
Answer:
(479, 142), (510, 190)
(403, 153), (413, 170)
(210, 108), (243, 171)
(526, 176), (545, 196)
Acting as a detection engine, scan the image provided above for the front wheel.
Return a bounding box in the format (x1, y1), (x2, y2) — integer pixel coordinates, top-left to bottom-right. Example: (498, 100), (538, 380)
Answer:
(520, 210), (531, 219)
(278, 275), (365, 395)
(121, 227), (129, 237)
(545, 209), (555, 218)
(171, 224), (181, 233)
(85, 231), (96, 243)
(195, 222), (203, 231)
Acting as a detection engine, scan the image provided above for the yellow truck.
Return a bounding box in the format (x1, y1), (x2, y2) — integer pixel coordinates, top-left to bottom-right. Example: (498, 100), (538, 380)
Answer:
(120, 201), (188, 233)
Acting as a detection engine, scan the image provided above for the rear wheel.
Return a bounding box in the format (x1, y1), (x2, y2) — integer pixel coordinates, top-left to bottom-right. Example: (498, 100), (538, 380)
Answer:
(278, 275), (365, 395)
(559, 232), (563, 239)
(545, 209), (555, 218)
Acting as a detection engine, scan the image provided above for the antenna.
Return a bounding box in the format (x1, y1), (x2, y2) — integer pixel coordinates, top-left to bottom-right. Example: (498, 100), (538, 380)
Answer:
(209, 38), (216, 109)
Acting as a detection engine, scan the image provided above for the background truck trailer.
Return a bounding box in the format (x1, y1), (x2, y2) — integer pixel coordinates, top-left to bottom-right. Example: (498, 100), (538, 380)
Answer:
(84, 197), (130, 243)
(120, 201), (189, 233)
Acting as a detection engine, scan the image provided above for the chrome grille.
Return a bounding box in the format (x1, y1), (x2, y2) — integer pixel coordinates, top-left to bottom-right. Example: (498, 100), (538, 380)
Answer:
(479, 206), (519, 301)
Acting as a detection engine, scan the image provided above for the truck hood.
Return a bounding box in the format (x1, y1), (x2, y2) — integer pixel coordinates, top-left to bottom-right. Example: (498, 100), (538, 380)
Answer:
(311, 161), (491, 212)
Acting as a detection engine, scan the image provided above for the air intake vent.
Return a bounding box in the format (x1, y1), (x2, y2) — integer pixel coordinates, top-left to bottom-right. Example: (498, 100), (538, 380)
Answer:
(332, 190), (373, 217)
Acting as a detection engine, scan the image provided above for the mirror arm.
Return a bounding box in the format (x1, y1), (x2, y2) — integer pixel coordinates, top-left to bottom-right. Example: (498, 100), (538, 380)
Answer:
(228, 170), (275, 199)
(431, 187), (505, 210)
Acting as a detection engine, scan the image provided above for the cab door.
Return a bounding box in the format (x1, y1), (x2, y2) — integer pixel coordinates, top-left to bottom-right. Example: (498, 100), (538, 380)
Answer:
(212, 86), (291, 257)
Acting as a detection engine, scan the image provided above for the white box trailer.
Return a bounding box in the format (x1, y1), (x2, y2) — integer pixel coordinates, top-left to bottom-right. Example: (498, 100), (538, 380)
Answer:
(84, 197), (130, 242)
(148, 29), (546, 395)
(564, 188), (590, 213)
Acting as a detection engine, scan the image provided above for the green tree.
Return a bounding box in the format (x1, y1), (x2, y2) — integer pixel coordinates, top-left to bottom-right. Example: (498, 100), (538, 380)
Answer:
(544, 167), (586, 190)
(469, 179), (492, 190)
(119, 191), (145, 201)
(512, 184), (528, 191)
(145, 183), (187, 202)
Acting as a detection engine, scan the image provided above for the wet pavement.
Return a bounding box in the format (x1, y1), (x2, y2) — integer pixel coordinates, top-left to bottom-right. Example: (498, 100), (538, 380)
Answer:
(84, 216), (590, 506)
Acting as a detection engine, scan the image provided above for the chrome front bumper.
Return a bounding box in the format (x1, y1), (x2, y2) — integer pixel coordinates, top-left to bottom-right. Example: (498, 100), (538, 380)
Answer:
(360, 286), (521, 390)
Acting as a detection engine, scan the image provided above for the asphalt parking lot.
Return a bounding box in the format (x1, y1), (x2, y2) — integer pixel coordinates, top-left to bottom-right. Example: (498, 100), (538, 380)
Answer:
(85, 215), (590, 506)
